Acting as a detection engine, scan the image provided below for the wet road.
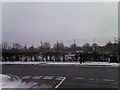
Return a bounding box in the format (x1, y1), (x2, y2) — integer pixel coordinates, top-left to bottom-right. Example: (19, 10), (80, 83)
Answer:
(1, 64), (120, 89)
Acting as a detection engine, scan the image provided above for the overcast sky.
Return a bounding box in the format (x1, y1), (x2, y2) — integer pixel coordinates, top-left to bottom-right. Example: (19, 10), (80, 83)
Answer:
(2, 2), (118, 46)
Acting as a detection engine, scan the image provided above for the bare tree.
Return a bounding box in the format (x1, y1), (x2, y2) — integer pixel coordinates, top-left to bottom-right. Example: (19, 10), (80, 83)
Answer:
(29, 45), (35, 50)
(13, 43), (23, 50)
(82, 43), (92, 52)
(2, 41), (10, 49)
(42, 42), (51, 52)
(53, 42), (64, 52)
(70, 43), (77, 52)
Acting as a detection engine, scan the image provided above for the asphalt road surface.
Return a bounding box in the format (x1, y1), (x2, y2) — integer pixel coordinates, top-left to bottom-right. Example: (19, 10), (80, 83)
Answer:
(1, 64), (120, 89)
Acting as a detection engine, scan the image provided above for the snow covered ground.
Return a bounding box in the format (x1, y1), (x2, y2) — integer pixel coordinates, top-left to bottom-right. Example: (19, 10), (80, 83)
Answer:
(0, 74), (51, 89)
(0, 61), (119, 67)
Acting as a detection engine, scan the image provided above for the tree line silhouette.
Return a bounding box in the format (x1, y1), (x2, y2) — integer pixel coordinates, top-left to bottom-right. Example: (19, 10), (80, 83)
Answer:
(1, 39), (120, 63)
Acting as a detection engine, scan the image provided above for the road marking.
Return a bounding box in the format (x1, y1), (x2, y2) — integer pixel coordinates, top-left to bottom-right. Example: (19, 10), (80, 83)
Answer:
(55, 77), (66, 89)
(32, 76), (42, 79)
(44, 76), (53, 80)
(88, 78), (99, 81)
(103, 79), (114, 82)
(22, 76), (31, 79)
(75, 77), (85, 80)
(56, 77), (66, 80)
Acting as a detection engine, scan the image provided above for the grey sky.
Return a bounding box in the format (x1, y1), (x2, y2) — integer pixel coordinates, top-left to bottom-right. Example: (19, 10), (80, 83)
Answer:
(2, 2), (118, 46)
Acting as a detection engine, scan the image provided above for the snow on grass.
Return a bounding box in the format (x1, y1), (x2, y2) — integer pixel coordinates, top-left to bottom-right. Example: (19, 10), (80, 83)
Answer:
(82, 62), (118, 66)
(0, 61), (119, 66)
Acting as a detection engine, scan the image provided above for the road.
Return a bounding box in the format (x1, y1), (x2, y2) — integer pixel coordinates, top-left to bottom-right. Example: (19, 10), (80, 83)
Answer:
(1, 64), (120, 89)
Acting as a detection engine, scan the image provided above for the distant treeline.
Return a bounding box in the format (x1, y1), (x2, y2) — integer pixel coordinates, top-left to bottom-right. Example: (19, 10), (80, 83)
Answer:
(1, 40), (120, 53)
(1, 39), (120, 63)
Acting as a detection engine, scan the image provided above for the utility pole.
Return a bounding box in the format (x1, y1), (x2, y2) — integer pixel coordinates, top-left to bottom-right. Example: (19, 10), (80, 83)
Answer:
(93, 37), (95, 44)
(25, 43), (27, 50)
(13, 43), (14, 52)
(13, 43), (14, 49)
(114, 37), (117, 44)
(40, 40), (43, 61)
(57, 40), (59, 51)
(93, 37), (96, 52)
(56, 40), (59, 61)
(25, 43), (27, 61)
(74, 38), (76, 54)
(73, 39), (76, 61)
(114, 37), (119, 62)
(41, 40), (43, 52)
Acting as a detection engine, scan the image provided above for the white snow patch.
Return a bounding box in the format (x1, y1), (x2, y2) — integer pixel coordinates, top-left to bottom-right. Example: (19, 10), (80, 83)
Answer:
(0, 74), (51, 89)
(0, 61), (119, 66)
(82, 62), (118, 66)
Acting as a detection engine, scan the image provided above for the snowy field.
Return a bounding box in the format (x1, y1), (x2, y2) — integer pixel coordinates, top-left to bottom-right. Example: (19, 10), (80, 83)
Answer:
(0, 61), (119, 67)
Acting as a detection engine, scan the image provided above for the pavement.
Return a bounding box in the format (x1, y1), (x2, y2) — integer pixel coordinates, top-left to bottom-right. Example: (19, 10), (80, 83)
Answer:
(1, 63), (120, 89)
